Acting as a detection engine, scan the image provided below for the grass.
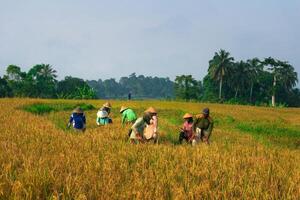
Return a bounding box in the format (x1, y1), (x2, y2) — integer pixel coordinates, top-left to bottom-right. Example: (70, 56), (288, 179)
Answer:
(0, 99), (299, 199)
(236, 122), (300, 138)
(236, 122), (300, 149)
(22, 103), (95, 115)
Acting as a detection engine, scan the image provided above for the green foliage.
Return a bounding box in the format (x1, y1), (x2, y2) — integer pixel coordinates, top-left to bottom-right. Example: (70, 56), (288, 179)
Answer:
(0, 76), (12, 97)
(174, 75), (201, 100)
(262, 57), (298, 106)
(202, 51), (299, 107)
(26, 64), (57, 98)
(208, 49), (234, 99)
(57, 86), (96, 100)
(236, 122), (300, 148)
(3, 65), (27, 97)
(73, 86), (96, 99)
(23, 103), (95, 115)
(23, 104), (54, 114)
(56, 76), (89, 98)
(2, 52), (299, 108)
(201, 75), (219, 102)
(87, 73), (174, 99)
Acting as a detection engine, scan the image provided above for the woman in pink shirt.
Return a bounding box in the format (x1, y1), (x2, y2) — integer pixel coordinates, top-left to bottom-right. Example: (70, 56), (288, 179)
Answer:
(179, 113), (196, 145)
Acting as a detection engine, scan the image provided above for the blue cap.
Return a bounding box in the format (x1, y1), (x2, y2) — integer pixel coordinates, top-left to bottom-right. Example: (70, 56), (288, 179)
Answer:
(202, 108), (209, 115)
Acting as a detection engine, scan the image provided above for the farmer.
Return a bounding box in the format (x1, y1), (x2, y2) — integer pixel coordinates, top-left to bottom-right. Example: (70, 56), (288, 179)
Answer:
(96, 102), (113, 125)
(193, 108), (214, 144)
(129, 112), (152, 144)
(144, 107), (159, 143)
(179, 113), (196, 145)
(67, 107), (86, 132)
(96, 109), (112, 125)
(120, 106), (137, 125)
(101, 102), (112, 115)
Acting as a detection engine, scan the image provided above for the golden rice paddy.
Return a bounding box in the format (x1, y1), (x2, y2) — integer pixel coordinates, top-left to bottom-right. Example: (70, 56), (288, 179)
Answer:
(0, 98), (299, 199)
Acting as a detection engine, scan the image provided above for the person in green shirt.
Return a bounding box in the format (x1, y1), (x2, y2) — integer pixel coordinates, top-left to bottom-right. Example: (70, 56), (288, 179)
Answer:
(120, 106), (137, 125)
(193, 108), (214, 144)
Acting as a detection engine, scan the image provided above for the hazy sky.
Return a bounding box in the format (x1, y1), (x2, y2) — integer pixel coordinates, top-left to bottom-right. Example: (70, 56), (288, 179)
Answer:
(1, 0), (299, 84)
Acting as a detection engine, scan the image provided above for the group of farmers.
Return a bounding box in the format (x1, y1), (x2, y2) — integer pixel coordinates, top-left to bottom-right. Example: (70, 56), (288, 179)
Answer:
(67, 102), (213, 145)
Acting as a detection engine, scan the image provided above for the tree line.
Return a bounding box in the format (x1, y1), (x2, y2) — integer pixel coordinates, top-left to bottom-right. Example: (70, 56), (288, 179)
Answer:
(175, 49), (299, 107)
(86, 73), (174, 99)
(0, 65), (174, 99)
(0, 49), (299, 107)
(0, 64), (96, 99)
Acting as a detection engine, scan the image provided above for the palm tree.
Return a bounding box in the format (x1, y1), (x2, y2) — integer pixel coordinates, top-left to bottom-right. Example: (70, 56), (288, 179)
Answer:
(208, 49), (234, 100)
(277, 61), (298, 91)
(263, 57), (298, 107)
(27, 64), (58, 97)
(38, 64), (57, 80)
(229, 61), (249, 99)
(246, 58), (263, 103)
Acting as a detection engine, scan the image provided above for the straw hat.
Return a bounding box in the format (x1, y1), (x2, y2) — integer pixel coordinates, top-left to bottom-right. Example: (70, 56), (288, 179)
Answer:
(103, 102), (112, 108)
(120, 106), (128, 113)
(144, 107), (157, 114)
(73, 107), (83, 114)
(183, 113), (193, 119)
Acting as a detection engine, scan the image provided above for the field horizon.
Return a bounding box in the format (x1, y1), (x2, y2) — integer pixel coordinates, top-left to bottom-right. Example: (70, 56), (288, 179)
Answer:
(0, 98), (299, 199)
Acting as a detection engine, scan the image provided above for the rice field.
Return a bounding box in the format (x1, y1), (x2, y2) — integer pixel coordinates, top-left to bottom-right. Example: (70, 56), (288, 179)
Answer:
(0, 98), (299, 199)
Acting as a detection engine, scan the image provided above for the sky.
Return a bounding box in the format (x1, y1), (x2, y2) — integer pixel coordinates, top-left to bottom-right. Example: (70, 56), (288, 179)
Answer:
(0, 0), (300, 85)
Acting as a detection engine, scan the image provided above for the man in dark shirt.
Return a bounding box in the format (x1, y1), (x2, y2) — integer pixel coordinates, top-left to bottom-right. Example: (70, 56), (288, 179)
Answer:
(68, 107), (86, 132)
(193, 108), (214, 144)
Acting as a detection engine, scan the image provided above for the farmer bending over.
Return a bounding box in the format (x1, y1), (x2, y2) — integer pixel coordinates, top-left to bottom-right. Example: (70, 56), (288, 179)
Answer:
(179, 113), (196, 145)
(67, 107), (86, 132)
(120, 106), (137, 125)
(129, 113), (152, 144)
(144, 107), (159, 143)
(193, 108), (214, 144)
(96, 102), (113, 125)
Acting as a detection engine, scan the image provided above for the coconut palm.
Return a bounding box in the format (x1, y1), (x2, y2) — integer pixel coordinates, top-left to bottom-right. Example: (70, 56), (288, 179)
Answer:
(229, 61), (249, 99)
(27, 64), (58, 97)
(39, 64), (57, 80)
(208, 49), (234, 100)
(246, 58), (263, 103)
(263, 57), (298, 107)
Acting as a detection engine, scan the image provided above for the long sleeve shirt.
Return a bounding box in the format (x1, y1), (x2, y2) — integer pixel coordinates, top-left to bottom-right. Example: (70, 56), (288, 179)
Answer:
(182, 121), (194, 140)
(69, 113), (86, 129)
(131, 117), (146, 135)
(193, 114), (214, 134)
(121, 109), (137, 125)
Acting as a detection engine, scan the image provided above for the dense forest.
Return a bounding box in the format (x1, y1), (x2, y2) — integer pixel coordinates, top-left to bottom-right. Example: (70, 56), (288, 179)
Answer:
(0, 65), (173, 100)
(86, 73), (174, 99)
(1, 49), (299, 107)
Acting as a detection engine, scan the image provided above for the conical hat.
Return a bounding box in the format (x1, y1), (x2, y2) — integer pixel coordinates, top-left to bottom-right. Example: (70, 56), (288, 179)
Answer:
(103, 102), (112, 108)
(183, 113), (193, 119)
(144, 107), (157, 114)
(120, 106), (128, 113)
(73, 107), (83, 114)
